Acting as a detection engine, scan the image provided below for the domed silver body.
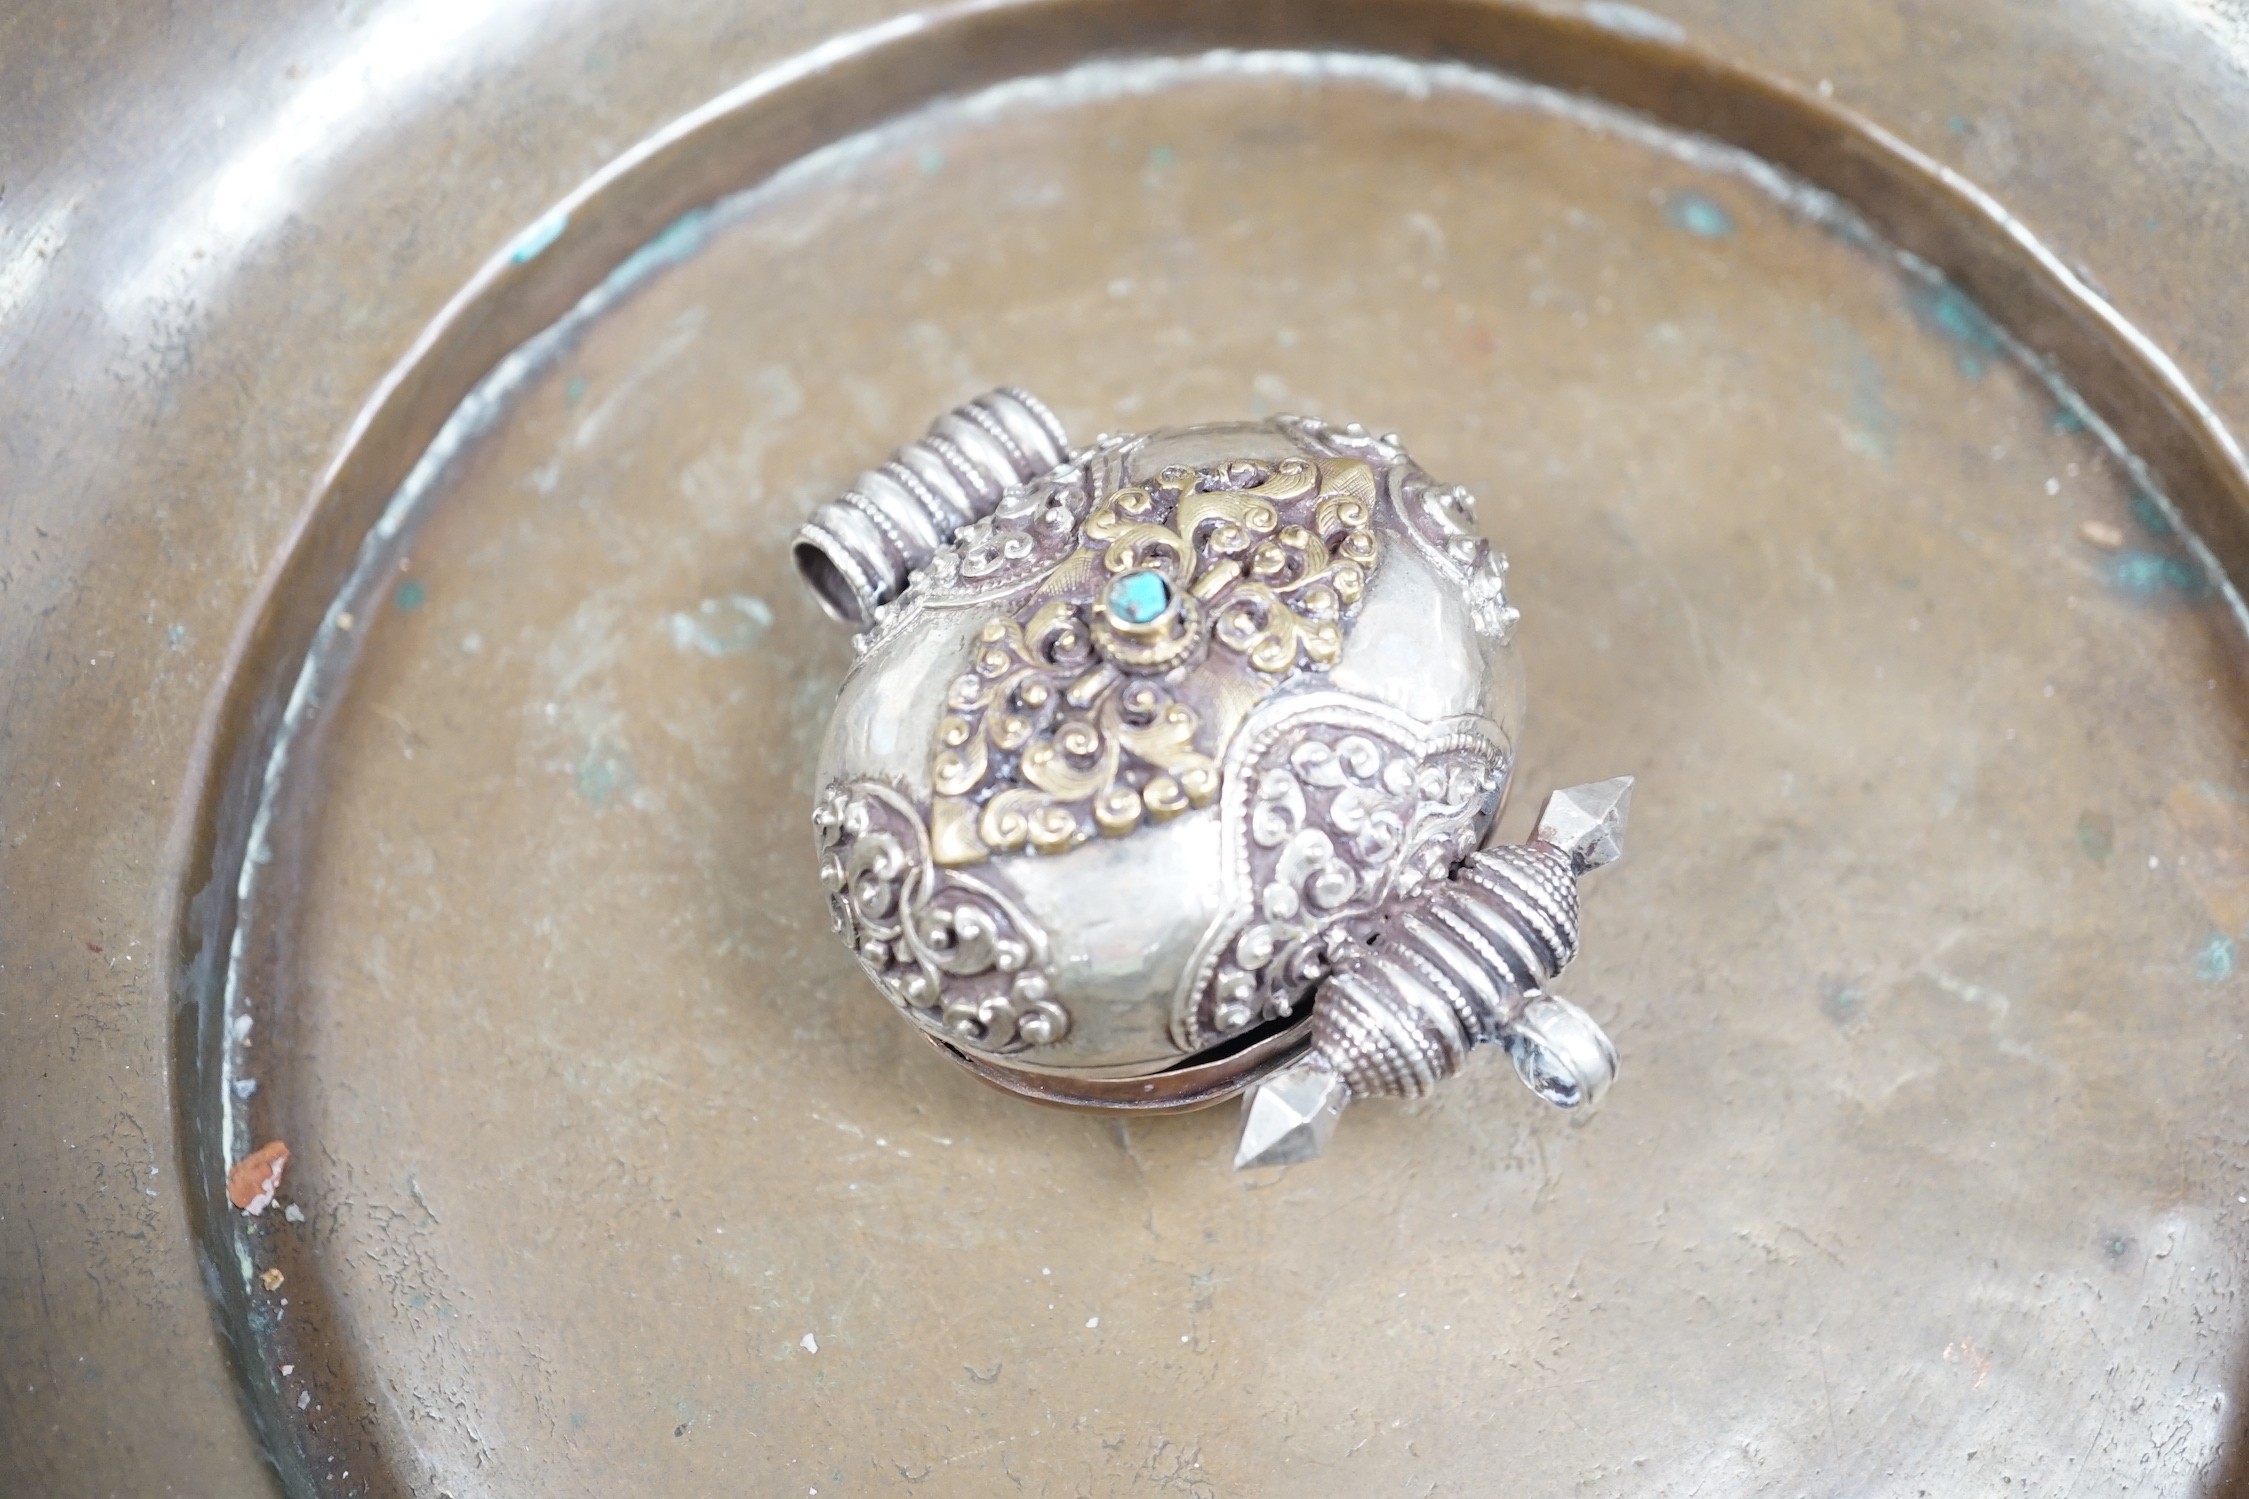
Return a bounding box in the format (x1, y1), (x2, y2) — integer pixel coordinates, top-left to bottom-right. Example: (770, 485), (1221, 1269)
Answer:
(803, 393), (1630, 1159)
(813, 412), (1523, 1081)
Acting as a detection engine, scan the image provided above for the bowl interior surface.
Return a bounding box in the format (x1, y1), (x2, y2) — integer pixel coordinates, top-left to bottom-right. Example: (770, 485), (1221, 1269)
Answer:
(232, 52), (2249, 1496)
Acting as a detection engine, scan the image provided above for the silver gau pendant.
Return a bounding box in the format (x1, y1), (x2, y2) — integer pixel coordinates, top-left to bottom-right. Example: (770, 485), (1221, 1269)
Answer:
(797, 389), (1633, 1168)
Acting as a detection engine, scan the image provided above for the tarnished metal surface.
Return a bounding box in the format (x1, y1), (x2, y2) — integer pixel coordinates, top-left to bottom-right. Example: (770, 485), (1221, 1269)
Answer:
(205, 52), (2249, 1495)
(7, 3), (2249, 1497)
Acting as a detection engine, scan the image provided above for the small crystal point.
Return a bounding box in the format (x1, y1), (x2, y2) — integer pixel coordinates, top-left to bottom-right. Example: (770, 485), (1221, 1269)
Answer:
(1534, 777), (1634, 876)
(1232, 1053), (1350, 1170)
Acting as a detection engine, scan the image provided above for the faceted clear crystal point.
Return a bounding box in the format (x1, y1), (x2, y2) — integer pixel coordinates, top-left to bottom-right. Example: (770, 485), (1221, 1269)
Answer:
(1533, 776), (1634, 876)
(1232, 1053), (1350, 1170)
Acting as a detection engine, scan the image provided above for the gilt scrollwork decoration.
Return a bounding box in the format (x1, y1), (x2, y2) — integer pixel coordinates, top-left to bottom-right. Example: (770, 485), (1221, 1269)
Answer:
(926, 453), (1385, 867)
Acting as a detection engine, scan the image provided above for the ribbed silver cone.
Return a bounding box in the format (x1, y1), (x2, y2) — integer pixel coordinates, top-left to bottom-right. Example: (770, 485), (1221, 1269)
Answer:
(1312, 841), (1584, 1102)
(1454, 842), (1581, 977)
(792, 387), (1069, 628)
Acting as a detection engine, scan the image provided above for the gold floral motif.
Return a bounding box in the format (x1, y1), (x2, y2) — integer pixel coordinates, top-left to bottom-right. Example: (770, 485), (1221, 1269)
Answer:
(1084, 457), (1378, 676)
(928, 455), (1383, 866)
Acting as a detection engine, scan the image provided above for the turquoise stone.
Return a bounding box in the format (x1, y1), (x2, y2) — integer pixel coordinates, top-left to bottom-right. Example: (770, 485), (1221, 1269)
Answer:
(1106, 568), (1172, 625)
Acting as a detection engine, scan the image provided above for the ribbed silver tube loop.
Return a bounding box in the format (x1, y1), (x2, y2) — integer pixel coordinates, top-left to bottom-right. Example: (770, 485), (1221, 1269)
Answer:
(1316, 967), (1444, 1100)
(1466, 845), (1574, 975)
(851, 469), (946, 557)
(1431, 883), (1549, 992)
(1419, 900), (1531, 1033)
(1311, 835), (1591, 1101)
(866, 460), (954, 540)
(929, 408), (1024, 494)
(1380, 953), (1472, 1070)
(794, 503), (893, 627)
(793, 387), (1071, 629)
(983, 386), (1070, 465)
(892, 443), (979, 528)
(1458, 844), (1579, 973)
(1456, 869), (1567, 978)
(1391, 911), (1512, 1039)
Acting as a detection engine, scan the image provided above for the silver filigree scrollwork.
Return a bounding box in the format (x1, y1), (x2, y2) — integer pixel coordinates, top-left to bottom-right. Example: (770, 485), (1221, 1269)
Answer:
(1176, 694), (1507, 1050)
(1276, 415), (1518, 642)
(812, 780), (1070, 1052)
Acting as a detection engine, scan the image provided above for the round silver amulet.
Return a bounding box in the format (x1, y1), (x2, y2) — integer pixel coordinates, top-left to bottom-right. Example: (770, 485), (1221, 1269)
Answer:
(796, 391), (1629, 1168)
